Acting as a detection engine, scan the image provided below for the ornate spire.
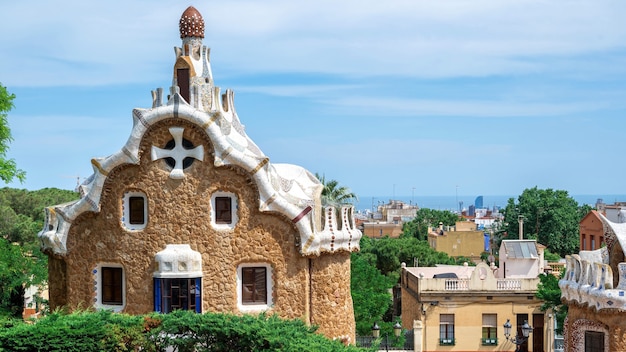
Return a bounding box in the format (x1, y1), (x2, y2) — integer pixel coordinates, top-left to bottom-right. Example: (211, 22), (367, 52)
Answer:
(179, 6), (204, 39)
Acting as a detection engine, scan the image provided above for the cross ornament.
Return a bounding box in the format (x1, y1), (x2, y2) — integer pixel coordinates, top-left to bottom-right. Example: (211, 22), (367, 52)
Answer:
(151, 127), (204, 179)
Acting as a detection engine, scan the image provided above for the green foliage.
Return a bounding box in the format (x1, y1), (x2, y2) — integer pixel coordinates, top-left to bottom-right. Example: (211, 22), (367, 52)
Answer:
(0, 239), (47, 318)
(535, 273), (567, 335)
(315, 173), (358, 205)
(544, 248), (561, 262)
(0, 310), (147, 351)
(402, 208), (460, 241)
(503, 187), (585, 257)
(0, 84), (25, 184)
(0, 310), (367, 351)
(351, 235), (459, 336)
(360, 236), (457, 277)
(351, 251), (395, 335)
(0, 187), (79, 317)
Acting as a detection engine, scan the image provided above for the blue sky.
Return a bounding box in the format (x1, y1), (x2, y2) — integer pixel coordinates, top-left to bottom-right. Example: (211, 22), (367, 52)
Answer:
(2, 1), (626, 200)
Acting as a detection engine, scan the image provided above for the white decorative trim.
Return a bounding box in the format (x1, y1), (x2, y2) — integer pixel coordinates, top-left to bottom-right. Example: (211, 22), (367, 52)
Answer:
(154, 244), (203, 278)
(121, 191), (148, 230)
(236, 263), (273, 312)
(151, 127), (204, 179)
(210, 192), (238, 230)
(93, 263), (126, 312)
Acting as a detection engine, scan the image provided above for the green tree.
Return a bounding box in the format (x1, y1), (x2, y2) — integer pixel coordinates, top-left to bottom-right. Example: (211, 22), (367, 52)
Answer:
(315, 173), (358, 205)
(0, 239), (47, 317)
(351, 251), (395, 336)
(359, 236), (458, 277)
(535, 272), (567, 335)
(0, 84), (25, 184)
(503, 187), (584, 257)
(402, 208), (460, 241)
(0, 187), (79, 316)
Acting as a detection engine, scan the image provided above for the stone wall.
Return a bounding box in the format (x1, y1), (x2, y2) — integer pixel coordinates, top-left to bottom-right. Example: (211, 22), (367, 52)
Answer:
(48, 118), (355, 339)
(310, 252), (355, 344)
(565, 304), (623, 352)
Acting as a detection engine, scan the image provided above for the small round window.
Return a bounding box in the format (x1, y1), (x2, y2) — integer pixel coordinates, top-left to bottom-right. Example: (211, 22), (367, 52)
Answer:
(163, 138), (196, 169)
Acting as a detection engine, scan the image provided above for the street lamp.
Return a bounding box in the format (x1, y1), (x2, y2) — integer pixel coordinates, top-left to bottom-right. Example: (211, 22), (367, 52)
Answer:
(371, 322), (380, 338)
(503, 319), (532, 352)
(393, 321), (402, 338)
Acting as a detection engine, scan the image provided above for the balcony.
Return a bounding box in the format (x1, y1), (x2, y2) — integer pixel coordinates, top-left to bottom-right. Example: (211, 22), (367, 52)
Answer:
(439, 338), (455, 346)
(404, 275), (539, 293)
(481, 338), (498, 345)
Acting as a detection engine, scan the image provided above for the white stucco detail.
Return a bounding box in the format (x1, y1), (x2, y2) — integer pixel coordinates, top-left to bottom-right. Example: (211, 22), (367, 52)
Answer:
(560, 214), (626, 312)
(151, 127), (204, 179)
(154, 244), (203, 279)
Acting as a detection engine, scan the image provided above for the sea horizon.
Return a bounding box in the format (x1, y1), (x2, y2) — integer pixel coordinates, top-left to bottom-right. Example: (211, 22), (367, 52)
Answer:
(354, 194), (626, 213)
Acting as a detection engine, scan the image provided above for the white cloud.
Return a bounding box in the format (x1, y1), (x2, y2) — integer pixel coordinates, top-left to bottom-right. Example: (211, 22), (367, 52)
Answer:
(321, 96), (610, 118)
(2, 0), (626, 87)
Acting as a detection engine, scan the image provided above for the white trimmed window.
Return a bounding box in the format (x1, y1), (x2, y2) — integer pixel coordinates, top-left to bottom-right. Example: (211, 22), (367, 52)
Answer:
(439, 314), (455, 345)
(211, 192), (238, 230)
(122, 191), (148, 230)
(94, 263), (126, 312)
(237, 263), (273, 312)
(482, 314), (497, 345)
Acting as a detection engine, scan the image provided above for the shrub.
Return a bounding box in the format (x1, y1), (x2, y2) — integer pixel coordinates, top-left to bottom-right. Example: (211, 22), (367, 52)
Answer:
(0, 310), (368, 352)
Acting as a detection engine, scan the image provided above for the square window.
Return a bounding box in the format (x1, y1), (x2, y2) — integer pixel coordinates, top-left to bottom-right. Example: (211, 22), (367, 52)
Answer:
(101, 267), (123, 305)
(122, 191), (147, 230)
(215, 197), (232, 224)
(211, 192), (238, 230)
(242, 267), (267, 305)
(237, 264), (273, 311)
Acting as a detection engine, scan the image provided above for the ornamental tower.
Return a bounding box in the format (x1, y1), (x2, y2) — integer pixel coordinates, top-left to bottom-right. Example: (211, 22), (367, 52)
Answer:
(167, 6), (214, 112)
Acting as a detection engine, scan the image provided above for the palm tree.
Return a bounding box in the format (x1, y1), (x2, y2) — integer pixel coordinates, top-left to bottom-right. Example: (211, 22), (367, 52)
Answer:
(315, 173), (358, 206)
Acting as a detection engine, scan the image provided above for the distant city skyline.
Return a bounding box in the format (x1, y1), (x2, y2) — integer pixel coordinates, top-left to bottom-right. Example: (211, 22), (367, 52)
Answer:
(355, 194), (626, 212)
(2, 1), (626, 197)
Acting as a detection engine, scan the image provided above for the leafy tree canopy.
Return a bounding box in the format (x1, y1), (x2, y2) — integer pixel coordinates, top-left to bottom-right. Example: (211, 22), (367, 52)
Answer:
(0, 84), (25, 184)
(0, 187), (78, 317)
(402, 208), (461, 241)
(535, 272), (567, 335)
(315, 172), (358, 205)
(503, 187), (587, 257)
(351, 252), (395, 336)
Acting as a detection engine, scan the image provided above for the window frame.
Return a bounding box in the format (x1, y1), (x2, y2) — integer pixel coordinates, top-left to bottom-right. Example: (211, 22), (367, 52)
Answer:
(481, 314), (498, 345)
(154, 277), (202, 314)
(210, 192), (238, 230)
(237, 263), (273, 312)
(122, 191), (148, 230)
(94, 264), (126, 312)
(439, 314), (455, 345)
(584, 331), (605, 352)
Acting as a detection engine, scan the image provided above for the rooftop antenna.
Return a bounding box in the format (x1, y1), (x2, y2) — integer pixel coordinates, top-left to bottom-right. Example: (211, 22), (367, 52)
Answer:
(62, 175), (82, 192)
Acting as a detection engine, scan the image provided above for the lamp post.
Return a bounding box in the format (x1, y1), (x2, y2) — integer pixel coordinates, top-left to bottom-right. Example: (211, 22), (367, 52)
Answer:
(503, 319), (532, 352)
(393, 321), (402, 339)
(372, 322), (380, 338)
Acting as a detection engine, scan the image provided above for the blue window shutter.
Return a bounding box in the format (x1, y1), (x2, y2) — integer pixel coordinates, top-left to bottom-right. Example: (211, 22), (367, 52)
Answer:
(154, 279), (161, 312)
(195, 278), (201, 313)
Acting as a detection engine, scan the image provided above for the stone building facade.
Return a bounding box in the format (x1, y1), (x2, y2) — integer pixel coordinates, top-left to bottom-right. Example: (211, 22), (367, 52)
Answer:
(560, 212), (626, 351)
(38, 6), (361, 342)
